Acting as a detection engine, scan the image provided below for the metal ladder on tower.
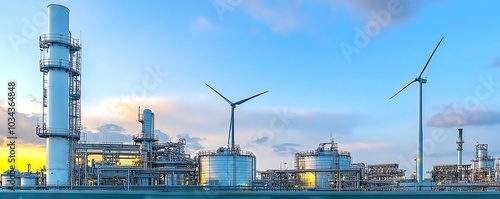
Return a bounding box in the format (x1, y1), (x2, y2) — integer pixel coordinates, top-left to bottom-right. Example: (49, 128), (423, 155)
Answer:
(68, 37), (82, 186)
(69, 41), (81, 140)
(39, 72), (49, 135)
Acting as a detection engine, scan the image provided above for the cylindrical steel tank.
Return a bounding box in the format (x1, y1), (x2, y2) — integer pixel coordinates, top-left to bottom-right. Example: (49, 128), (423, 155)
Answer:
(295, 142), (352, 189)
(143, 109), (154, 139)
(21, 173), (39, 187)
(198, 147), (255, 186)
(476, 144), (489, 169)
(1, 170), (21, 187)
(142, 109), (154, 152)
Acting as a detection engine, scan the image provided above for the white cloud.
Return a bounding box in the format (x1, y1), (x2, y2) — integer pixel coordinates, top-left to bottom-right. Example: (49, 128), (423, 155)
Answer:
(324, 0), (423, 25)
(428, 104), (500, 127)
(0, 106), (44, 146)
(242, 0), (303, 34)
(272, 143), (300, 156)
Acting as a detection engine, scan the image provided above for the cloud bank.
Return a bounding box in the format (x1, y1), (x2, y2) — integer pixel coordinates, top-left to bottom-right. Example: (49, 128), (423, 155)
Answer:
(272, 143), (301, 156)
(428, 104), (500, 127)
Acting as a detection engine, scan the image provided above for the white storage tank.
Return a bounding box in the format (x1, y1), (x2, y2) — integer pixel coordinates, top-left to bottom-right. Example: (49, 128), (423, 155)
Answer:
(295, 140), (352, 189)
(472, 143), (496, 170)
(476, 144), (488, 169)
(198, 146), (256, 186)
(1, 170), (21, 187)
(21, 173), (39, 187)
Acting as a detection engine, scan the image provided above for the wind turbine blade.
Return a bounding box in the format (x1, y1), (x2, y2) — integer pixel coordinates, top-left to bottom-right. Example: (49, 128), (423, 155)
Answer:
(390, 80), (416, 99)
(234, 90), (269, 105)
(206, 84), (233, 105)
(418, 37), (444, 78)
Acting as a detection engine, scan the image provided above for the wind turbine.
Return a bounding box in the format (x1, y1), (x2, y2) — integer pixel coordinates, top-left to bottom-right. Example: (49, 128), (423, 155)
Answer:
(389, 37), (444, 184)
(206, 84), (268, 150)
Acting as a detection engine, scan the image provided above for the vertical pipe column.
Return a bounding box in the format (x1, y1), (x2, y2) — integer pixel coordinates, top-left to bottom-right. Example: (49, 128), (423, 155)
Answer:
(46, 4), (70, 186)
(457, 128), (464, 165)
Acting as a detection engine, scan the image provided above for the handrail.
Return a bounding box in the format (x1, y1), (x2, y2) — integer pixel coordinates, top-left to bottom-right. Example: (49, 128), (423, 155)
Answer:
(40, 58), (71, 69)
(295, 149), (351, 157)
(36, 127), (69, 136)
(132, 133), (159, 141)
(198, 149), (255, 157)
(39, 33), (80, 49)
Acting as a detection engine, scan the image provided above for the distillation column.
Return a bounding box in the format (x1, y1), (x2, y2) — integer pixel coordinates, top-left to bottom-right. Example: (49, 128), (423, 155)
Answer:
(133, 108), (158, 185)
(133, 108), (158, 168)
(36, 4), (82, 186)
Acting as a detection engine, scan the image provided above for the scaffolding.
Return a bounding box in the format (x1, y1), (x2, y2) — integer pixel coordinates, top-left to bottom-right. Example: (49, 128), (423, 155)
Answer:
(259, 170), (299, 190)
(366, 164), (405, 181)
(430, 164), (459, 184)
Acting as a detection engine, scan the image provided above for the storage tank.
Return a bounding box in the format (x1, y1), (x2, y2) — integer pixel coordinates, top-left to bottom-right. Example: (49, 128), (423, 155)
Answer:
(476, 144), (488, 169)
(21, 173), (39, 187)
(295, 140), (352, 189)
(198, 146), (256, 186)
(1, 170), (21, 187)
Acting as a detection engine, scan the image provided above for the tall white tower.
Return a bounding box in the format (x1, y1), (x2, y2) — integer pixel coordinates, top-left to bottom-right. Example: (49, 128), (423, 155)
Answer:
(36, 4), (82, 186)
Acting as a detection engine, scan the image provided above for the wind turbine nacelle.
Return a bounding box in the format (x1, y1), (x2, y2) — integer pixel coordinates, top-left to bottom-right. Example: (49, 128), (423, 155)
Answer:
(416, 77), (427, 84)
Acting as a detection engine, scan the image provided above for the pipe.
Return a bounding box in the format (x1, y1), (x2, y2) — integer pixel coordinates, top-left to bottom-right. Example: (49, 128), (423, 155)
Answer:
(456, 128), (464, 165)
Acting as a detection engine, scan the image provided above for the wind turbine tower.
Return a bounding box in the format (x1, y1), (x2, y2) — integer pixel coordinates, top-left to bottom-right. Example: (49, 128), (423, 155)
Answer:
(390, 37), (444, 184)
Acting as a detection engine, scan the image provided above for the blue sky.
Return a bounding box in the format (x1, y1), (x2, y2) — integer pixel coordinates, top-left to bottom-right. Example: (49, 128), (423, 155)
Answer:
(1, 0), (500, 178)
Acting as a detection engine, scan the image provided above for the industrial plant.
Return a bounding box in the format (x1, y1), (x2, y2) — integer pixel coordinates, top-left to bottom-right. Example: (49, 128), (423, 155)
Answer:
(2, 4), (500, 193)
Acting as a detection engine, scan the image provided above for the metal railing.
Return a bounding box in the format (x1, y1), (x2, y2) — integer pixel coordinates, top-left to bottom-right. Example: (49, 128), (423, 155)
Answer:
(36, 126), (69, 137)
(198, 148), (255, 157)
(295, 149), (351, 157)
(40, 58), (71, 70)
(133, 134), (159, 141)
(39, 33), (80, 49)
